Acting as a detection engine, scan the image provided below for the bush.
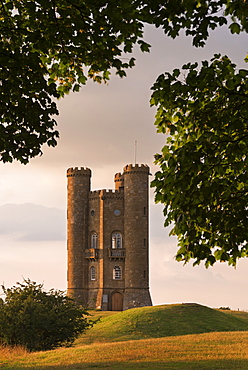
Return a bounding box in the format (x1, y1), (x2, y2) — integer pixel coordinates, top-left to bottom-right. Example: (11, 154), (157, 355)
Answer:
(219, 307), (231, 310)
(0, 279), (93, 352)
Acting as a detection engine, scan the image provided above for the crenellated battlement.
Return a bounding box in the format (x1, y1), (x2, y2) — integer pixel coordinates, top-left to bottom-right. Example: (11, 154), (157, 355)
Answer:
(67, 167), (91, 177)
(101, 189), (123, 196)
(123, 164), (149, 174)
(90, 189), (102, 196)
(90, 188), (123, 199)
(114, 172), (122, 180)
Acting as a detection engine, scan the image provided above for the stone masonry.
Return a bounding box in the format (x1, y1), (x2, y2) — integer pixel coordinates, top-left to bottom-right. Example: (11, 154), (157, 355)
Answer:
(67, 164), (152, 311)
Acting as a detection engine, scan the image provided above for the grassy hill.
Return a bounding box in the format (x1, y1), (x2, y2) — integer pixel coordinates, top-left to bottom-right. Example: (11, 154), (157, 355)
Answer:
(2, 331), (248, 369)
(77, 303), (248, 345)
(2, 303), (248, 369)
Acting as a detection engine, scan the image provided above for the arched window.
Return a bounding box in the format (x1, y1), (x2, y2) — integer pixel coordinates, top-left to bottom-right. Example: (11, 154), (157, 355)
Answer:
(112, 232), (122, 249)
(91, 232), (98, 249)
(90, 266), (96, 281)
(113, 266), (122, 280)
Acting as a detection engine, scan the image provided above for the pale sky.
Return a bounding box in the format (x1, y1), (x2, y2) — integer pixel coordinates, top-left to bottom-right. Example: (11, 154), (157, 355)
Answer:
(0, 24), (247, 310)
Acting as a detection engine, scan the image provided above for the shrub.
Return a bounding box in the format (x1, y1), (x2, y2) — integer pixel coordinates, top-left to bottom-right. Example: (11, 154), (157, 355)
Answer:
(0, 279), (93, 352)
(219, 307), (231, 310)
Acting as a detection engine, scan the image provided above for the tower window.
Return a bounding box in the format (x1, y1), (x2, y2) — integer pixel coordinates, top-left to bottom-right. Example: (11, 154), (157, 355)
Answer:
(91, 232), (98, 249)
(112, 232), (122, 249)
(143, 238), (146, 247)
(143, 270), (146, 279)
(143, 207), (146, 216)
(90, 266), (96, 281)
(113, 266), (122, 280)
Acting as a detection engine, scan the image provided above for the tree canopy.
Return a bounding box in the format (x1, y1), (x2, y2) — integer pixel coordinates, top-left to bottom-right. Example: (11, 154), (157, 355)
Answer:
(151, 55), (248, 266)
(148, 3), (248, 267)
(0, 0), (247, 163)
(0, 279), (92, 351)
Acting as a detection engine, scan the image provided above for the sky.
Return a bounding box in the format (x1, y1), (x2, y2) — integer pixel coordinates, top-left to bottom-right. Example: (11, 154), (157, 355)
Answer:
(0, 23), (248, 310)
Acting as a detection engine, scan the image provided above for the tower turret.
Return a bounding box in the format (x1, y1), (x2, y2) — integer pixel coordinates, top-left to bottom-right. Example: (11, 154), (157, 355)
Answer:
(67, 167), (91, 304)
(122, 164), (152, 310)
(114, 172), (124, 190)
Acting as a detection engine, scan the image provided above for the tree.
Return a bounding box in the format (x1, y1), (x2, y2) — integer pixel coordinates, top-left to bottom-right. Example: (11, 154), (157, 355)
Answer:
(0, 0), (149, 163)
(147, 0), (247, 267)
(0, 279), (93, 351)
(151, 55), (248, 267)
(0, 0), (247, 163)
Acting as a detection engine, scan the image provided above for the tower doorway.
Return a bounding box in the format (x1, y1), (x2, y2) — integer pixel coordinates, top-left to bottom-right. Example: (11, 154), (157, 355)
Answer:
(111, 292), (123, 311)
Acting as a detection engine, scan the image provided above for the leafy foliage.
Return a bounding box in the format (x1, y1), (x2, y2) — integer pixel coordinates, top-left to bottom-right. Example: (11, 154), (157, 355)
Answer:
(141, 0), (248, 46)
(0, 279), (92, 351)
(0, 0), (148, 163)
(0, 0), (247, 163)
(151, 55), (248, 266)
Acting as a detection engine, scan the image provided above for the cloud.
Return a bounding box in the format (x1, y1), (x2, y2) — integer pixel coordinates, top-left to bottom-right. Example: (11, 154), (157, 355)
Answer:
(0, 203), (66, 241)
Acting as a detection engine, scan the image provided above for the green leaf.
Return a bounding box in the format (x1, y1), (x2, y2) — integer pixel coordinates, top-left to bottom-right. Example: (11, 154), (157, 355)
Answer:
(138, 40), (151, 52)
(73, 84), (80, 92)
(229, 23), (241, 34)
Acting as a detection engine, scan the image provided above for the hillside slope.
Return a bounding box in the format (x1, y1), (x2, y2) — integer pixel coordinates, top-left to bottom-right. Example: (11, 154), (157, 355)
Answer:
(77, 303), (248, 345)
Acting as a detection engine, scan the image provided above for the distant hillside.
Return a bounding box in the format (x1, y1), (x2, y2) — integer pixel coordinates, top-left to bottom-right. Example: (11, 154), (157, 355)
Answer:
(77, 303), (248, 345)
(0, 203), (65, 241)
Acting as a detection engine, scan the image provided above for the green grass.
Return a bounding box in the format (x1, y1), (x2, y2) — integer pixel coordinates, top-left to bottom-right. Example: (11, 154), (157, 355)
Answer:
(218, 308), (248, 322)
(2, 332), (248, 369)
(2, 304), (248, 369)
(77, 303), (248, 345)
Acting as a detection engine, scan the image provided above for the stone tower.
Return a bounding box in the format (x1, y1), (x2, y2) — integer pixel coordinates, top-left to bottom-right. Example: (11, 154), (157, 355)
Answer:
(67, 164), (152, 311)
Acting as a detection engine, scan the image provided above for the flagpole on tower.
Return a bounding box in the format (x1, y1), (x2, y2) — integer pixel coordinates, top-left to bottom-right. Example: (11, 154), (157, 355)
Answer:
(134, 140), (137, 165)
